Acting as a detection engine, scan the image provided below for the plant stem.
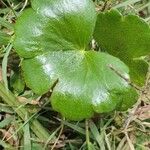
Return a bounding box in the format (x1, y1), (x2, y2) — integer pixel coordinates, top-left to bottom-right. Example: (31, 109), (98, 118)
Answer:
(51, 123), (64, 150)
(85, 119), (91, 150)
(0, 140), (16, 150)
(0, 82), (50, 140)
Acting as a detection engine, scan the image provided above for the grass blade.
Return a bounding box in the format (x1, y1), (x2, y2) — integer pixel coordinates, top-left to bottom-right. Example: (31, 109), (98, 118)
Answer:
(59, 119), (85, 135)
(0, 82), (50, 140)
(0, 116), (14, 128)
(43, 126), (61, 150)
(113, 0), (141, 8)
(23, 113), (31, 150)
(0, 103), (14, 113)
(0, 140), (15, 150)
(2, 44), (12, 90)
(0, 17), (14, 30)
(89, 120), (105, 150)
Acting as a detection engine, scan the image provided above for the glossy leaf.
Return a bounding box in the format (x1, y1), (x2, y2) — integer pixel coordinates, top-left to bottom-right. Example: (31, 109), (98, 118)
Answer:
(14, 0), (96, 58)
(94, 10), (150, 86)
(22, 51), (137, 120)
(14, 1), (138, 120)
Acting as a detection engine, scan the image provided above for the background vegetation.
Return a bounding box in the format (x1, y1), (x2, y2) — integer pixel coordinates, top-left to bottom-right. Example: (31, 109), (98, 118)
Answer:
(0, 0), (150, 149)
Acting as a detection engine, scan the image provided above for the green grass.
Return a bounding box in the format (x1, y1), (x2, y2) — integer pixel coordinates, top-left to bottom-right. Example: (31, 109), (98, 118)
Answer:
(0, 0), (150, 149)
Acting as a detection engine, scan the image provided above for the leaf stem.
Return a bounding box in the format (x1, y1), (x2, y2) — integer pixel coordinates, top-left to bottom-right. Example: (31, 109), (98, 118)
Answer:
(0, 82), (50, 140)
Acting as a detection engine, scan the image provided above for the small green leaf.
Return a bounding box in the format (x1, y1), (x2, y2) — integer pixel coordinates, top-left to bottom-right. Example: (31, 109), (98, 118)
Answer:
(94, 9), (150, 86)
(10, 72), (25, 94)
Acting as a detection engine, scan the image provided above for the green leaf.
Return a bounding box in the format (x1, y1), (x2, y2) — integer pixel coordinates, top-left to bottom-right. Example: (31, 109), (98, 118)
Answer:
(10, 72), (25, 94)
(0, 31), (10, 46)
(14, 1), (138, 120)
(94, 9), (150, 86)
(14, 0), (96, 58)
(22, 51), (137, 120)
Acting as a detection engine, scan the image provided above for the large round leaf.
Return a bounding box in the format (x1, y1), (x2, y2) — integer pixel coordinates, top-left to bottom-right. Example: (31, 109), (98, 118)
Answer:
(22, 51), (137, 120)
(14, 1), (138, 120)
(94, 10), (150, 86)
(14, 0), (96, 58)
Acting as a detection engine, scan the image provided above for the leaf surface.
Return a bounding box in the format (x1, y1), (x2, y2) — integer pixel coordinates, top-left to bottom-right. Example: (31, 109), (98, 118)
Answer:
(22, 51), (137, 120)
(14, 0), (96, 58)
(14, 1), (138, 120)
(94, 10), (150, 86)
